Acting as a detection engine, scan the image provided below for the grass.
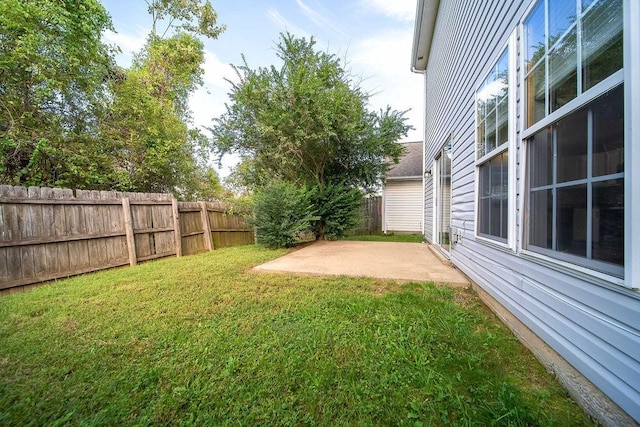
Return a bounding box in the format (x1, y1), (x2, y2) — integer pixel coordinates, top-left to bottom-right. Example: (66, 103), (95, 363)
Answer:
(0, 245), (592, 426)
(343, 233), (424, 243)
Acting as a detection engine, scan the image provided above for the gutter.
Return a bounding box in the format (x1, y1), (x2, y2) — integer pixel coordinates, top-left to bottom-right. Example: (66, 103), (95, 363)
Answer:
(386, 176), (423, 181)
(411, 0), (441, 73)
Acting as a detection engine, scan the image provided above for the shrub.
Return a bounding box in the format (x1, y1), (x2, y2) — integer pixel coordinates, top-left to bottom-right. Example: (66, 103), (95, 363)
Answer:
(251, 182), (316, 248)
(309, 182), (363, 240)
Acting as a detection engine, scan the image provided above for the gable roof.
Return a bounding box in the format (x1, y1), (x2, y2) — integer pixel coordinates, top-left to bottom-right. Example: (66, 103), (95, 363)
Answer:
(387, 142), (423, 179)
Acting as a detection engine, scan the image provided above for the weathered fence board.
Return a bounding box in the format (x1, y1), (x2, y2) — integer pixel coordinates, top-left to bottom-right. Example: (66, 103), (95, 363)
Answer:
(209, 209), (254, 248)
(350, 196), (382, 235)
(179, 202), (205, 256)
(0, 185), (254, 292)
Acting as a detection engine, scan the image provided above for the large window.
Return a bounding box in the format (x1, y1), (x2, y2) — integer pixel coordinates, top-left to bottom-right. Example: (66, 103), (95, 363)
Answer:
(523, 0), (624, 277)
(476, 48), (509, 242)
(524, 0), (623, 126)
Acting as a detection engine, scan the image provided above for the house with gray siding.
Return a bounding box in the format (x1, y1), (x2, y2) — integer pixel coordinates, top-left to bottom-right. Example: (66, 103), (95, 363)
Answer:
(383, 142), (424, 233)
(411, 0), (639, 424)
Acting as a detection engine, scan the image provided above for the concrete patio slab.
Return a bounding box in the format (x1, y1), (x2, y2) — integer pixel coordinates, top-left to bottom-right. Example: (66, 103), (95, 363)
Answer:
(253, 240), (469, 287)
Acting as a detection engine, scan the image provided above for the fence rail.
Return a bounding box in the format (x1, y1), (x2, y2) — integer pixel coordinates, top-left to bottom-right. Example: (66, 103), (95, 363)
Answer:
(0, 185), (253, 292)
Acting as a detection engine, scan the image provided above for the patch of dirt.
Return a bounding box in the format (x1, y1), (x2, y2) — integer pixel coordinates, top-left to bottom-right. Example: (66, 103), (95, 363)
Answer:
(130, 338), (151, 354)
(371, 280), (403, 296)
(29, 308), (46, 317)
(61, 317), (79, 333)
(453, 289), (478, 308)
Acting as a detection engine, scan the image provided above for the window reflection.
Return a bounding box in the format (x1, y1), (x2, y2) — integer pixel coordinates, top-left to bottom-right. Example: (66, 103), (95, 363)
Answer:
(549, 0), (576, 42)
(557, 185), (587, 257)
(582, 0), (623, 90)
(523, 0), (622, 127)
(556, 108), (587, 183)
(477, 49), (509, 158)
(526, 63), (546, 127)
(524, 1), (545, 66)
(592, 179), (624, 265)
(593, 85), (624, 176)
(549, 28), (577, 112)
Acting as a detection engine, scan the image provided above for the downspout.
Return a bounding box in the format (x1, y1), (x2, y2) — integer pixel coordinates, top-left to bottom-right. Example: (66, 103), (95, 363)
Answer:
(382, 184), (387, 234)
(411, 0), (440, 237)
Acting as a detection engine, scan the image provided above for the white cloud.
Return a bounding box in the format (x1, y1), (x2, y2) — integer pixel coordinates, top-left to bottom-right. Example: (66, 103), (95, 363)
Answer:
(266, 8), (310, 38)
(189, 86), (225, 126)
(295, 0), (346, 37)
(201, 50), (238, 88)
(190, 51), (237, 131)
(190, 51), (245, 178)
(103, 29), (147, 66)
(350, 29), (424, 141)
(363, 0), (416, 22)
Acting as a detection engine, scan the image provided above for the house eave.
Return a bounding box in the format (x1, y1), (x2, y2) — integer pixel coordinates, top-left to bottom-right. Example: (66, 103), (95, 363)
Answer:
(411, 0), (440, 73)
(386, 176), (423, 182)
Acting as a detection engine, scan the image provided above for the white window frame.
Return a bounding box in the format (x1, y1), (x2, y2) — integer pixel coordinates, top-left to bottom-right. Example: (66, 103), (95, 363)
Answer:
(624, 0), (639, 289)
(518, 0), (635, 289)
(474, 31), (518, 251)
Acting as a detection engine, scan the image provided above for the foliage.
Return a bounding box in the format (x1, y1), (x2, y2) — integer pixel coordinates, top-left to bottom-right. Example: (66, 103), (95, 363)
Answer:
(251, 181), (317, 248)
(0, 0), (114, 187)
(212, 33), (410, 193)
(132, 32), (206, 120)
(99, 3), (224, 199)
(190, 167), (226, 200)
(0, 0), (226, 200)
(100, 33), (217, 197)
(308, 182), (363, 240)
(0, 246), (593, 426)
(146, 0), (225, 39)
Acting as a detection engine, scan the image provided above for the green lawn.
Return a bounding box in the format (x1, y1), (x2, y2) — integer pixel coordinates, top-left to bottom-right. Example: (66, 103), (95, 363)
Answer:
(343, 233), (424, 243)
(0, 246), (591, 426)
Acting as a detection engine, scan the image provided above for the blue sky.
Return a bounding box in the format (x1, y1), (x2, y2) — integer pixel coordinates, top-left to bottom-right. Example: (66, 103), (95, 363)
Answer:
(101, 0), (423, 177)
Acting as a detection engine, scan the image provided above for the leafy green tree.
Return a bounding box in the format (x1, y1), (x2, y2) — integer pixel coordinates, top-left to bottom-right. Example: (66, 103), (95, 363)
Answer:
(0, 0), (226, 200)
(211, 33), (410, 194)
(98, 1), (225, 198)
(146, 0), (225, 39)
(0, 0), (115, 187)
(101, 34), (207, 194)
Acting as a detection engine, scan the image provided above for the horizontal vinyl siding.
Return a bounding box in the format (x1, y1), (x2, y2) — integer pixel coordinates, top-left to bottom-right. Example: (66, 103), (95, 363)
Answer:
(384, 181), (423, 233)
(424, 0), (640, 421)
(452, 243), (640, 419)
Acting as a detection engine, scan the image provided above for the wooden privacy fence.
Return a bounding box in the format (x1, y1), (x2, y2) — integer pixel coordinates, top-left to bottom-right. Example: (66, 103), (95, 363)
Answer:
(0, 185), (254, 292)
(350, 196), (382, 235)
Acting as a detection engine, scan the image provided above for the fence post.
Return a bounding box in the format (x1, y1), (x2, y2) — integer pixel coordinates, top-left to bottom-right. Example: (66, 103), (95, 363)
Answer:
(121, 198), (137, 266)
(172, 198), (182, 257)
(200, 201), (213, 251)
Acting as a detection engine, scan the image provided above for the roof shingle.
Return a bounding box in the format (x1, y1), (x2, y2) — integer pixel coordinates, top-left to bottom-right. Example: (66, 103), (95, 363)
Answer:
(386, 141), (423, 178)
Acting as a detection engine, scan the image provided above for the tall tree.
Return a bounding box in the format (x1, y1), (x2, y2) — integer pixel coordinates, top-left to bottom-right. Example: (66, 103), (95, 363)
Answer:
(101, 33), (212, 196)
(0, 0), (114, 187)
(0, 0), (226, 199)
(146, 0), (225, 40)
(211, 33), (410, 193)
(96, 0), (226, 198)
